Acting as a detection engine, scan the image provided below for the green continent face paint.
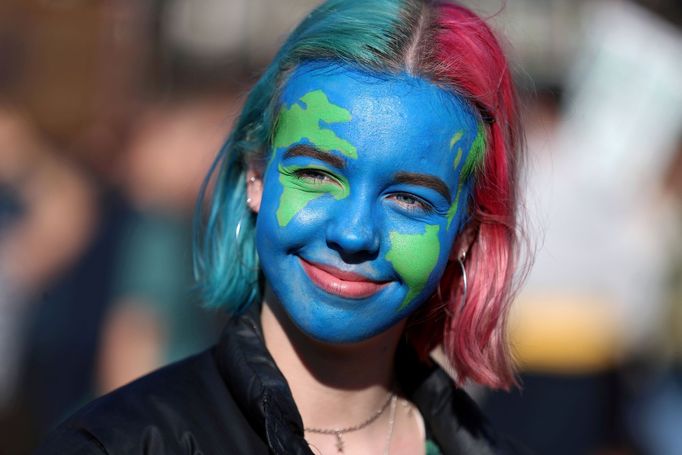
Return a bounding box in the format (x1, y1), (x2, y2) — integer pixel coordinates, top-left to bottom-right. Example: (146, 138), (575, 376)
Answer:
(446, 184), (464, 230)
(273, 90), (358, 159)
(461, 123), (486, 178)
(445, 126), (485, 230)
(448, 130), (465, 229)
(276, 164), (350, 227)
(386, 225), (441, 310)
(450, 130), (464, 170)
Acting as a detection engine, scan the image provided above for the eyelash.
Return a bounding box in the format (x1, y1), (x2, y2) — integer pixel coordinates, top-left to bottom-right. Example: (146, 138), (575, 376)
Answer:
(388, 193), (435, 214)
(293, 168), (338, 185)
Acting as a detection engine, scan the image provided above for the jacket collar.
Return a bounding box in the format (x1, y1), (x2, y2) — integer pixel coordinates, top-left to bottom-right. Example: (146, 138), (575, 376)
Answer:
(214, 305), (505, 455)
(396, 343), (500, 454)
(214, 306), (312, 455)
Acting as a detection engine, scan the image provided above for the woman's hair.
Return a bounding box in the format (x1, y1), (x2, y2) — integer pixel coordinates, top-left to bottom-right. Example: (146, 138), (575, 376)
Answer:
(195, 0), (524, 389)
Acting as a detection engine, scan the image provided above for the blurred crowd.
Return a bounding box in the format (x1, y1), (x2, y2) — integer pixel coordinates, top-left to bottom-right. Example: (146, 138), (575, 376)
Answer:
(0, 0), (680, 454)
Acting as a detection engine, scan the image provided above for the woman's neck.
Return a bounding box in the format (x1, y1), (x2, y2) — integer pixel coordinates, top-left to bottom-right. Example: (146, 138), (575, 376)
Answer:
(260, 287), (404, 431)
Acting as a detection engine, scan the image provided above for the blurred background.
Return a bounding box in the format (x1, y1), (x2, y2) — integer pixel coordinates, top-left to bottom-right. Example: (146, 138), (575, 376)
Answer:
(0, 0), (680, 453)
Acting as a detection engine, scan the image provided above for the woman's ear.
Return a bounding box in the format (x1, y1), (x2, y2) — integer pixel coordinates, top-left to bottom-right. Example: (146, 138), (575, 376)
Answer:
(451, 222), (478, 261)
(246, 166), (264, 213)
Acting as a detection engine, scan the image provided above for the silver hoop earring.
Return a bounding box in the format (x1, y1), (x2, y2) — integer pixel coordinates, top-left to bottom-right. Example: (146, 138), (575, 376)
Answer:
(246, 197), (252, 205)
(457, 253), (467, 309)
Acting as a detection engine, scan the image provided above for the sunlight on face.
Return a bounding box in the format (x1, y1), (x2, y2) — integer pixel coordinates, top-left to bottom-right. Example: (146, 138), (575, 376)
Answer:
(255, 62), (483, 342)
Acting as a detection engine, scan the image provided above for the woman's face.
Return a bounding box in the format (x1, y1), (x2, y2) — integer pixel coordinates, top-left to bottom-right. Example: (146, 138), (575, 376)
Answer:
(254, 62), (481, 343)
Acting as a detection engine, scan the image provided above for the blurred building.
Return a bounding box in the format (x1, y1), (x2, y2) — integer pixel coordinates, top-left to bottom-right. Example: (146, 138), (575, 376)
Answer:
(1, 0), (681, 453)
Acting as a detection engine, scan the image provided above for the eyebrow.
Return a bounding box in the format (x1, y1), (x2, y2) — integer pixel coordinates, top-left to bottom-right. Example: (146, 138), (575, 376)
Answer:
(283, 144), (345, 169)
(394, 172), (451, 202)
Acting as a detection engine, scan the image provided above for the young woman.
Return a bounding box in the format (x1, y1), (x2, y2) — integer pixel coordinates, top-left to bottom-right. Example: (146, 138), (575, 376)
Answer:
(38, 1), (527, 453)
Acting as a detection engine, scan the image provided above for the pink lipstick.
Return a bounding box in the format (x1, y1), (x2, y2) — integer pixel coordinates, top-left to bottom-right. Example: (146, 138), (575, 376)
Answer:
(299, 258), (389, 299)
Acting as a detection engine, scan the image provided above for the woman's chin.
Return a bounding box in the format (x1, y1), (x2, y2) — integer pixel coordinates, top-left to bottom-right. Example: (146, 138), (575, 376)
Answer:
(282, 299), (408, 345)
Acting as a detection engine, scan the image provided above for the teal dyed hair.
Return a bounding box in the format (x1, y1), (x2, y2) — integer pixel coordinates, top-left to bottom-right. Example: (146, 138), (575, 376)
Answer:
(195, 0), (426, 312)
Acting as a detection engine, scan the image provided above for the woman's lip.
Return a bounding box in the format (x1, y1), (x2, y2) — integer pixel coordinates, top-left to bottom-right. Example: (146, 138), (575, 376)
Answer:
(299, 258), (389, 299)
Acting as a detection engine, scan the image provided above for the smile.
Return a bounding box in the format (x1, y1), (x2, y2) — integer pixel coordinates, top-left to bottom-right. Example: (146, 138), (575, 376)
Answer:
(299, 258), (389, 299)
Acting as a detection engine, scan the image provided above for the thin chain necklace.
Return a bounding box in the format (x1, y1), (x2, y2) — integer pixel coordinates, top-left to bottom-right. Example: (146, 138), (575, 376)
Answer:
(304, 392), (395, 453)
(383, 394), (397, 455)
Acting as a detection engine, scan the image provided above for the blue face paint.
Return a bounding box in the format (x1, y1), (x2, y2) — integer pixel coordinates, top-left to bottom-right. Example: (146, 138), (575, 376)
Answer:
(255, 62), (480, 343)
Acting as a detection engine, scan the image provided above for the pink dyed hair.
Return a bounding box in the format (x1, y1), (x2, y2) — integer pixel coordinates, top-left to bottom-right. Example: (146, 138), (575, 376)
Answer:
(406, 2), (524, 390)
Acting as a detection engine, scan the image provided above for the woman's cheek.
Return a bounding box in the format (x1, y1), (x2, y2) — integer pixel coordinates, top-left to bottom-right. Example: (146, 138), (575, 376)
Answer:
(275, 171), (350, 228)
(276, 180), (324, 227)
(385, 224), (442, 310)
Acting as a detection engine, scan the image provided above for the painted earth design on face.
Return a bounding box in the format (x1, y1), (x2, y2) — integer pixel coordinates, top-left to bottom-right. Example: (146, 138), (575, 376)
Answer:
(272, 88), (358, 227)
(447, 130), (465, 230)
(273, 89), (358, 158)
(256, 62), (482, 343)
(445, 125), (486, 230)
(462, 124), (486, 179)
(276, 163), (350, 227)
(450, 130), (464, 167)
(385, 224), (441, 310)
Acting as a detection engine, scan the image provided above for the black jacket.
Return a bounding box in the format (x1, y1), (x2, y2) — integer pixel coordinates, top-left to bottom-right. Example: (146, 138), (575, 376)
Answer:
(36, 309), (528, 454)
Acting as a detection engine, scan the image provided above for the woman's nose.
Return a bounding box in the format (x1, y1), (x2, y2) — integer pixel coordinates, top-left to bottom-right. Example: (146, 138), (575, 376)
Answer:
(325, 196), (380, 260)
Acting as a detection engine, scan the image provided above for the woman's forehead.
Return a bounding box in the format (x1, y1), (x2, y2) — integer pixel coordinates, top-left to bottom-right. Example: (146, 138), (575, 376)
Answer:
(274, 61), (481, 184)
(279, 61), (477, 130)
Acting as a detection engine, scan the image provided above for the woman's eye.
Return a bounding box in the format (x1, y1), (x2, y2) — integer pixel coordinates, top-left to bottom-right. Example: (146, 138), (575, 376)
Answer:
(294, 168), (336, 185)
(389, 193), (434, 213)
